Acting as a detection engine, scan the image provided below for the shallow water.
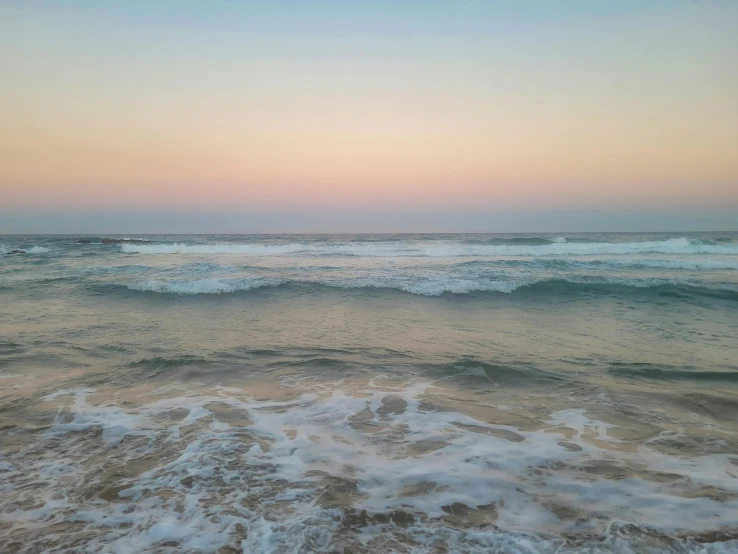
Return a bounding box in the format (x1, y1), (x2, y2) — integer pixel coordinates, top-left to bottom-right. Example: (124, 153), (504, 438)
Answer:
(2, 233), (738, 553)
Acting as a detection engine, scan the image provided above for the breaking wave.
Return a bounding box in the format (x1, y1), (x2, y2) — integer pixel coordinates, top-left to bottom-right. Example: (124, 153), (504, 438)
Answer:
(8, 383), (738, 553)
(0, 245), (51, 255)
(127, 278), (278, 295)
(119, 276), (738, 300)
(121, 238), (738, 257)
(461, 237), (566, 246)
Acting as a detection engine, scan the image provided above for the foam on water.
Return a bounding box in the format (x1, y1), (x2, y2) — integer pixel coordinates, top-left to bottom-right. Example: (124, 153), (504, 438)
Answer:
(3, 232), (738, 552)
(327, 276), (524, 295)
(121, 238), (738, 257)
(118, 275), (736, 299)
(127, 278), (277, 294)
(123, 276), (526, 296)
(3, 380), (738, 552)
(0, 245), (51, 255)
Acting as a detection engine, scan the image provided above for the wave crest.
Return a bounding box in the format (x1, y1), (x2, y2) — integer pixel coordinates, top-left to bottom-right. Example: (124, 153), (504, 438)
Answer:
(128, 278), (276, 294)
(121, 238), (738, 257)
(0, 245), (50, 255)
(119, 276), (738, 300)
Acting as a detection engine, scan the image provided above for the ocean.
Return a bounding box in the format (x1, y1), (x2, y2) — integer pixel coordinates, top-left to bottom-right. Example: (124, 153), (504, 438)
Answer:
(1, 232), (738, 553)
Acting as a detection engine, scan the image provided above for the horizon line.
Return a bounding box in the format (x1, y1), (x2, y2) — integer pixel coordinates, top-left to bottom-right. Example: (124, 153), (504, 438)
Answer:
(2, 230), (736, 236)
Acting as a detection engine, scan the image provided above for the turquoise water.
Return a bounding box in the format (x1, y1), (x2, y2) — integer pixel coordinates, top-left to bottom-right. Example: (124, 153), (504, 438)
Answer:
(2, 233), (738, 552)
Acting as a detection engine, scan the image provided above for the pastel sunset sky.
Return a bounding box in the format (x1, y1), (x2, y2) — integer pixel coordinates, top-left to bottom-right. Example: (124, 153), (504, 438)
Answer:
(1, 0), (737, 232)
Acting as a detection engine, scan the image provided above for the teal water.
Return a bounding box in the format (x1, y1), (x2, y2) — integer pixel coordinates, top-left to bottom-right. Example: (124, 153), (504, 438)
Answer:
(1, 233), (738, 553)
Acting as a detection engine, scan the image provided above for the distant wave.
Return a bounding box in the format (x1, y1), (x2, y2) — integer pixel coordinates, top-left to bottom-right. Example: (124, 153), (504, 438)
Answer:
(82, 257), (738, 275)
(0, 245), (51, 255)
(456, 258), (738, 271)
(534, 258), (738, 271)
(118, 276), (738, 300)
(608, 362), (738, 382)
(461, 237), (566, 246)
(82, 264), (156, 275)
(122, 243), (309, 255)
(600, 258), (738, 270)
(83, 262), (246, 276)
(121, 238), (738, 257)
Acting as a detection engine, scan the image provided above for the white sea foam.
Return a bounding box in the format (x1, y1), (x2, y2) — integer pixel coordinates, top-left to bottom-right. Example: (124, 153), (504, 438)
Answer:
(119, 275), (735, 297)
(0, 245), (50, 255)
(328, 276), (525, 295)
(4, 383), (737, 552)
(122, 276), (531, 296)
(121, 238), (738, 257)
(127, 278), (276, 294)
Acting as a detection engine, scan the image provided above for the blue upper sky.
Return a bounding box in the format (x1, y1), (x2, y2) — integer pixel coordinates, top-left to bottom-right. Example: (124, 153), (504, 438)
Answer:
(1, 0), (736, 232)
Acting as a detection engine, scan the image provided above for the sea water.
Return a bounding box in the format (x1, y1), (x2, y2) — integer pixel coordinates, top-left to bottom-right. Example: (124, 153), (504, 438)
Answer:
(1, 233), (738, 552)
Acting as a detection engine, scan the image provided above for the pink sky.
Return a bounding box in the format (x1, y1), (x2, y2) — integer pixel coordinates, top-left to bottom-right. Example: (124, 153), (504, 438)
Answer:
(1, 1), (737, 221)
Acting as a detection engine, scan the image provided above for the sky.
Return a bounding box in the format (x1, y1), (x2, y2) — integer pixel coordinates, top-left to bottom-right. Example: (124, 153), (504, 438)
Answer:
(1, 0), (737, 233)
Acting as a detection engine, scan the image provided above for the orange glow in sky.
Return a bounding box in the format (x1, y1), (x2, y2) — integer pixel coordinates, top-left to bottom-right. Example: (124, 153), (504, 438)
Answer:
(1, 1), (737, 225)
